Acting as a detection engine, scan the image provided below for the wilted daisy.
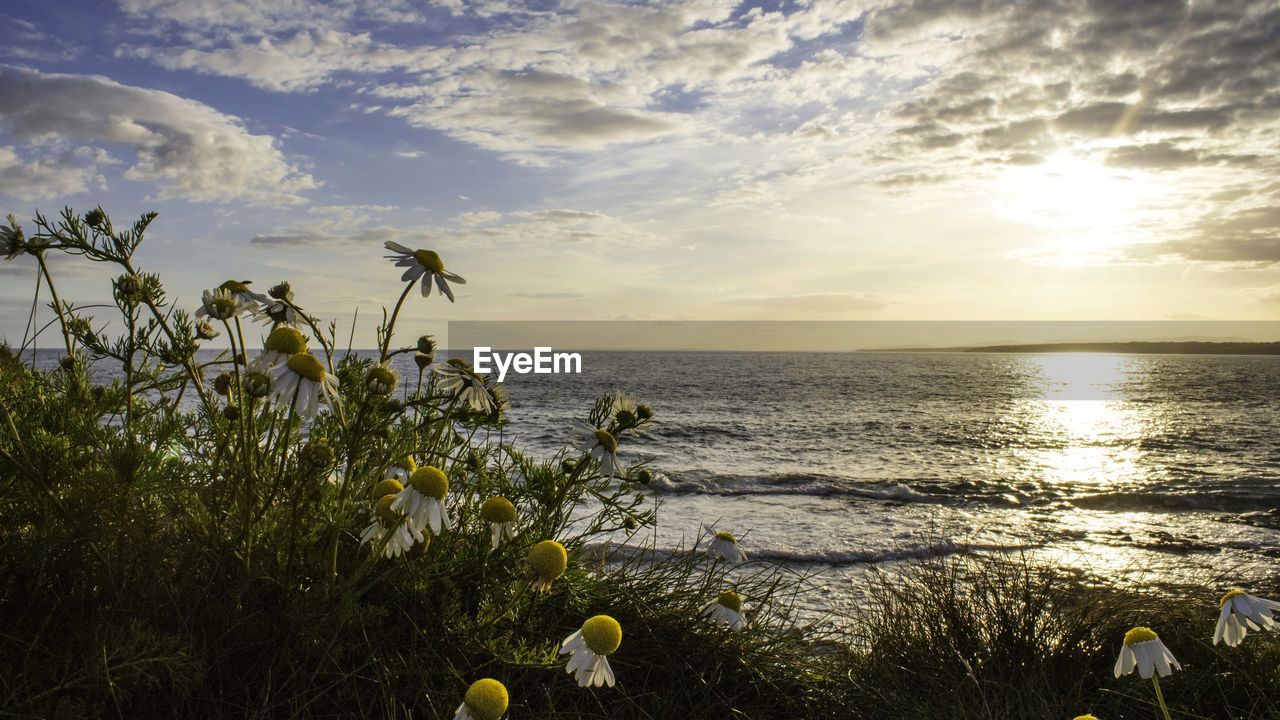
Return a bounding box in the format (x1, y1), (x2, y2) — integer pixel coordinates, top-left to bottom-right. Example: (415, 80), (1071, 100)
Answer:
(1214, 589), (1279, 647)
(702, 590), (747, 630)
(267, 352), (341, 421)
(216, 279), (269, 308)
(574, 421), (619, 477)
(560, 615), (622, 688)
(436, 359), (494, 412)
(196, 287), (254, 321)
(454, 678), (508, 720)
(255, 281), (303, 327)
(480, 496), (518, 550)
(250, 326), (308, 373)
(366, 360), (399, 396)
(1114, 626), (1180, 679)
(392, 466), (452, 536)
(708, 530), (747, 564)
(526, 539), (567, 593)
(385, 455), (416, 482)
(359, 494), (423, 558)
(384, 241), (466, 301)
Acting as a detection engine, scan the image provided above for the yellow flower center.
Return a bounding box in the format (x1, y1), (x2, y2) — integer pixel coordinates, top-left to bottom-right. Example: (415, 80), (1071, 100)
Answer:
(716, 590), (744, 612)
(412, 249), (445, 273)
(368, 366), (396, 385)
(463, 679), (508, 720)
(375, 494), (401, 523)
(1123, 626), (1158, 646)
(210, 297), (236, 317)
(714, 531), (737, 544)
(286, 353), (326, 382)
(409, 466), (449, 499)
(371, 479), (403, 499)
(593, 428), (617, 453)
(480, 496), (517, 523)
(1072, 716), (1100, 720)
(264, 326), (307, 354)
(526, 540), (567, 580)
(218, 280), (252, 295)
(447, 357), (472, 370)
(1220, 588), (1247, 607)
(400, 455), (417, 472)
(581, 615), (623, 655)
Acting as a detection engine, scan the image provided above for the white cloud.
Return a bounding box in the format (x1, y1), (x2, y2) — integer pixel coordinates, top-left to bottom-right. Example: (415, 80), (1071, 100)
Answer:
(0, 145), (103, 201)
(0, 65), (315, 204)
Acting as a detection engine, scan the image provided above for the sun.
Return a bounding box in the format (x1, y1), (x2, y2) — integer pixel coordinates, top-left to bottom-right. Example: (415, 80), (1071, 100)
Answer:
(994, 149), (1165, 265)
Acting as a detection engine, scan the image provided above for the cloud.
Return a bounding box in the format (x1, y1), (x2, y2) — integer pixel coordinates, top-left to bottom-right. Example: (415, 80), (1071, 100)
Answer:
(0, 65), (315, 204)
(0, 145), (104, 201)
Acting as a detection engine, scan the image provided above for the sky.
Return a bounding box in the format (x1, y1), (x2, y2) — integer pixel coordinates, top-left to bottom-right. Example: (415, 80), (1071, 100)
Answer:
(1, 0), (1278, 348)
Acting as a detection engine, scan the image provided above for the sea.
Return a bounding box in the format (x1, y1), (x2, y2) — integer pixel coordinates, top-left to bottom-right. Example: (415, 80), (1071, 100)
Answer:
(31, 348), (1280, 617)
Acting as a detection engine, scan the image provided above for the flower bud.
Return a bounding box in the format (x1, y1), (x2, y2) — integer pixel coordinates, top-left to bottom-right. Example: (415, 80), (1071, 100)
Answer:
(623, 516), (638, 530)
(561, 459), (577, 474)
(59, 355), (76, 371)
(83, 208), (105, 228)
(268, 281), (293, 301)
(300, 437), (336, 471)
(222, 404), (241, 421)
(213, 372), (233, 396)
(244, 372), (271, 398)
(636, 404), (654, 421)
(416, 335), (436, 354)
(115, 274), (142, 301)
(414, 351), (433, 371)
(633, 468), (653, 485)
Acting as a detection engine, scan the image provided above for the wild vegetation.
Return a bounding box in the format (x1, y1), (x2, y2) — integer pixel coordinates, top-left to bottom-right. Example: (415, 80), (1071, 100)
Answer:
(0, 207), (1276, 719)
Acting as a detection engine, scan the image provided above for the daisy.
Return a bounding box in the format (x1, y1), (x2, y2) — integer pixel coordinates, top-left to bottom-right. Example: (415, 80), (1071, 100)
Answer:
(384, 455), (416, 483)
(384, 241), (466, 300)
(366, 360), (399, 396)
(708, 530), (747, 564)
(196, 287), (254, 321)
(1114, 626), (1180, 679)
(435, 359), (494, 412)
(526, 540), (567, 593)
(454, 678), (508, 720)
(560, 615), (622, 688)
(574, 421), (619, 477)
(613, 391), (637, 424)
(392, 466), (452, 536)
(370, 478), (404, 499)
(480, 496), (518, 550)
(702, 590), (747, 630)
(1214, 589), (1279, 647)
(359, 494), (423, 558)
(267, 352), (341, 421)
(255, 281), (304, 327)
(218, 279), (269, 306)
(250, 326), (308, 373)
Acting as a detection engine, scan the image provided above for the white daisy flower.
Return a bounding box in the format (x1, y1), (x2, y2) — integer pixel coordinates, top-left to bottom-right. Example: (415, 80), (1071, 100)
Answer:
(250, 326), (308, 374)
(435, 360), (494, 412)
(574, 421), (619, 477)
(267, 352), (341, 421)
(359, 494), (424, 559)
(702, 590), (747, 631)
(366, 360), (399, 396)
(384, 241), (466, 301)
(1214, 589), (1279, 647)
(392, 465), (452, 536)
(196, 287), (254, 321)
(480, 497), (518, 550)
(526, 539), (567, 593)
(560, 615), (622, 688)
(384, 455), (416, 483)
(708, 529), (747, 564)
(453, 678), (508, 720)
(1114, 626), (1180, 679)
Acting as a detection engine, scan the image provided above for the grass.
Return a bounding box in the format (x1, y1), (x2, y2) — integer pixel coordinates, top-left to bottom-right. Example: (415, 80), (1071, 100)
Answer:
(1, 205), (1278, 719)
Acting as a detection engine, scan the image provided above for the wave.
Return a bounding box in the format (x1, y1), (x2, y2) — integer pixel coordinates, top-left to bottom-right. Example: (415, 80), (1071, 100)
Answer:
(647, 470), (1025, 506)
(1071, 491), (1280, 513)
(589, 539), (1040, 567)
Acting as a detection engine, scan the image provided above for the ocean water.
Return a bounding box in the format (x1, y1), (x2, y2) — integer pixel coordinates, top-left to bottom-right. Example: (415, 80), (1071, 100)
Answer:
(480, 350), (1280, 615)
(34, 348), (1280, 616)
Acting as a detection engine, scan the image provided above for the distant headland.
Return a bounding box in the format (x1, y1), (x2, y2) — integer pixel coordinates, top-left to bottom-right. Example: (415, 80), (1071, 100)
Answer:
(859, 341), (1280, 355)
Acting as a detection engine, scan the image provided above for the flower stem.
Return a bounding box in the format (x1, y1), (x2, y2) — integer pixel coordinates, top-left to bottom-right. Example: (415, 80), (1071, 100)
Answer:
(379, 280), (416, 362)
(1151, 675), (1173, 720)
